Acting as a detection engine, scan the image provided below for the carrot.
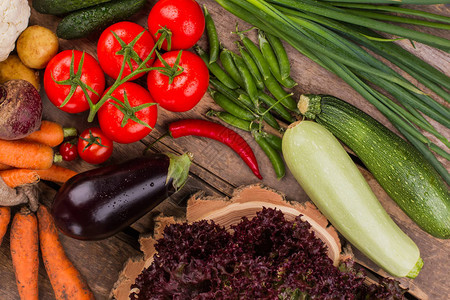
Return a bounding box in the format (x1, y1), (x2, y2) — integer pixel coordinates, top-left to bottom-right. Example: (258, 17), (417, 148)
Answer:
(37, 206), (94, 300)
(0, 207), (11, 247)
(0, 140), (60, 170)
(0, 169), (40, 188)
(10, 207), (39, 300)
(0, 163), (11, 170)
(34, 165), (78, 184)
(22, 121), (77, 148)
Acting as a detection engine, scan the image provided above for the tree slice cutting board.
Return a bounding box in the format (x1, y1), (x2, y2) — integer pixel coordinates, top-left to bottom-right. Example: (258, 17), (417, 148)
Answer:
(111, 184), (346, 300)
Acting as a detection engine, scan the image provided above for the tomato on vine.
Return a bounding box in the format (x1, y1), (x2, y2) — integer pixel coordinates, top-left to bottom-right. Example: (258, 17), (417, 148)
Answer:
(98, 82), (158, 144)
(78, 128), (113, 164)
(44, 50), (105, 113)
(147, 50), (209, 112)
(97, 22), (156, 81)
(59, 141), (78, 162)
(147, 0), (205, 51)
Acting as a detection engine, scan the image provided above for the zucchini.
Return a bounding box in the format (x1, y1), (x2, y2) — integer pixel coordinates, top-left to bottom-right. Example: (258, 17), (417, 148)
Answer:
(56, 0), (145, 40)
(33, 0), (111, 15)
(299, 94), (450, 239)
(282, 120), (422, 278)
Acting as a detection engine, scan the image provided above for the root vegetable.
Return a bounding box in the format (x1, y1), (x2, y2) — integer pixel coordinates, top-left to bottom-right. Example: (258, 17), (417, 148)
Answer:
(17, 25), (59, 69)
(34, 165), (77, 184)
(10, 207), (39, 300)
(37, 205), (95, 300)
(0, 79), (42, 140)
(22, 120), (77, 147)
(0, 169), (40, 188)
(0, 56), (40, 91)
(0, 207), (11, 247)
(0, 140), (59, 169)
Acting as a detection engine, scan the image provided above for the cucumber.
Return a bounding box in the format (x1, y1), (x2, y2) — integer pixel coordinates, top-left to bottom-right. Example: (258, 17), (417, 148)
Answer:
(56, 0), (146, 40)
(299, 94), (450, 239)
(282, 120), (422, 278)
(33, 0), (111, 15)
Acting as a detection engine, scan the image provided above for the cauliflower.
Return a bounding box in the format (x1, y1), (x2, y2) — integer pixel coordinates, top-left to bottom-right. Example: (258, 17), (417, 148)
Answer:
(0, 0), (30, 62)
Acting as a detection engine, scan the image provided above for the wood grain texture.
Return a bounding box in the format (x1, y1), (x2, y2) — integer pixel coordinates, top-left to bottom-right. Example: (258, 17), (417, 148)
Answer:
(0, 0), (446, 299)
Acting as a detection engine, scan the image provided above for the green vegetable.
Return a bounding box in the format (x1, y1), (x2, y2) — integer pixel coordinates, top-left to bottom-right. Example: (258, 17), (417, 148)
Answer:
(33, 0), (111, 15)
(56, 0), (145, 40)
(282, 120), (423, 278)
(220, 48), (244, 87)
(253, 130), (285, 179)
(210, 90), (257, 121)
(231, 52), (259, 107)
(203, 6), (220, 64)
(265, 32), (291, 80)
(237, 43), (265, 90)
(299, 94), (450, 239)
(207, 110), (259, 132)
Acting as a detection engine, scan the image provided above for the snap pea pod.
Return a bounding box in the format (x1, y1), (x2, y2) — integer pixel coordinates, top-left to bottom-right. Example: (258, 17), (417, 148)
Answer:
(196, 46), (240, 89)
(236, 30), (271, 80)
(253, 130), (286, 179)
(263, 74), (298, 112)
(220, 48), (245, 88)
(258, 30), (297, 88)
(231, 52), (259, 107)
(210, 79), (242, 104)
(210, 90), (258, 121)
(237, 43), (265, 90)
(265, 32), (291, 80)
(203, 5), (220, 64)
(207, 110), (259, 131)
(258, 91), (295, 123)
(238, 92), (281, 130)
(262, 132), (283, 151)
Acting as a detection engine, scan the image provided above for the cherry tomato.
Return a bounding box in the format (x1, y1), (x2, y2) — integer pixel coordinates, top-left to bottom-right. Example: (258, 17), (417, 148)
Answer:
(59, 141), (78, 161)
(147, 50), (209, 112)
(44, 50), (105, 113)
(147, 0), (205, 51)
(77, 128), (113, 164)
(97, 22), (156, 81)
(98, 82), (158, 144)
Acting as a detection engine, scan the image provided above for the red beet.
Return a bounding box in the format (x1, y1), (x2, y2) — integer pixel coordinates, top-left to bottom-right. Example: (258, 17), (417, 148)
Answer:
(0, 80), (42, 140)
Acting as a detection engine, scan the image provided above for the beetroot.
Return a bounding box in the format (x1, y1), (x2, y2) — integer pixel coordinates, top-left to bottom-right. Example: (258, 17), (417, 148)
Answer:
(0, 80), (42, 140)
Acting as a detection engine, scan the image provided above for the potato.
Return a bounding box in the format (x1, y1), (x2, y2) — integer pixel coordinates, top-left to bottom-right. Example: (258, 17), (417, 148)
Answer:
(0, 55), (40, 91)
(17, 25), (59, 69)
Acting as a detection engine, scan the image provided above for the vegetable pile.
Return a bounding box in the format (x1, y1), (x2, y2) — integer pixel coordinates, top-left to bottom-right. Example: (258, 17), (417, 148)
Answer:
(214, 0), (450, 184)
(131, 208), (406, 299)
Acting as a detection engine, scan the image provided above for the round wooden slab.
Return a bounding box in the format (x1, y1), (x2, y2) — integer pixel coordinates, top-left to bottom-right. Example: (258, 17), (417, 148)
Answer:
(111, 184), (344, 300)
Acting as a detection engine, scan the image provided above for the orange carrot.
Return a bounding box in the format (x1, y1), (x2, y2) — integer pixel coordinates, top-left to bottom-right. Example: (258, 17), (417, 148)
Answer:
(0, 163), (11, 170)
(0, 169), (40, 188)
(10, 208), (39, 300)
(0, 207), (11, 247)
(34, 165), (78, 184)
(37, 206), (94, 300)
(0, 140), (60, 170)
(23, 121), (77, 148)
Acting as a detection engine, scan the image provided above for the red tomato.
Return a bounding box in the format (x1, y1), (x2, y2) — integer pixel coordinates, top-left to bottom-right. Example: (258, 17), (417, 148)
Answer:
(77, 128), (113, 164)
(97, 22), (156, 81)
(44, 50), (105, 113)
(147, 50), (209, 112)
(59, 141), (78, 161)
(147, 0), (205, 50)
(98, 82), (158, 144)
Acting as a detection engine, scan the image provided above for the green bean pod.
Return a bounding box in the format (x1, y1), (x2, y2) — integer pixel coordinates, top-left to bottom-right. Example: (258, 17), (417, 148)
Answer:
(207, 110), (259, 132)
(237, 32), (271, 80)
(210, 90), (257, 121)
(197, 46), (240, 89)
(220, 48), (245, 88)
(258, 30), (297, 89)
(210, 79), (242, 103)
(231, 52), (259, 107)
(265, 32), (291, 81)
(258, 91), (295, 123)
(203, 5), (220, 64)
(263, 74), (298, 112)
(237, 43), (265, 90)
(253, 130), (285, 179)
(262, 132), (283, 151)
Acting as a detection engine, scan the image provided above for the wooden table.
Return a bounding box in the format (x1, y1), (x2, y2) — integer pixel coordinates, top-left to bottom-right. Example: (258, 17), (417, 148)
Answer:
(1, 1), (449, 299)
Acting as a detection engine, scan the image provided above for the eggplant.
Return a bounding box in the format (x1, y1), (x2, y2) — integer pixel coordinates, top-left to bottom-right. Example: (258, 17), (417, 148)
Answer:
(51, 152), (192, 240)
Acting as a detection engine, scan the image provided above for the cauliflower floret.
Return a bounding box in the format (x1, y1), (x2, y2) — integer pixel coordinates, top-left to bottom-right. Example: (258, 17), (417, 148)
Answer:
(0, 0), (30, 62)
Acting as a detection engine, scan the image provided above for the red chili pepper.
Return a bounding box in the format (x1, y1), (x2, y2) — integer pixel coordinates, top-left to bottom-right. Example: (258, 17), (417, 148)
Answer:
(169, 119), (262, 180)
